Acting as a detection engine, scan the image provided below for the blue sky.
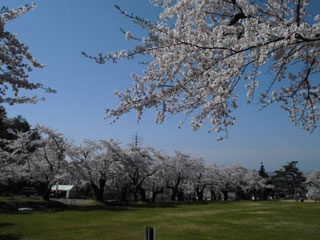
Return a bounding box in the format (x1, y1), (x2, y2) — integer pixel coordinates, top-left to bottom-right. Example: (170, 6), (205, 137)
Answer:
(2, 0), (320, 172)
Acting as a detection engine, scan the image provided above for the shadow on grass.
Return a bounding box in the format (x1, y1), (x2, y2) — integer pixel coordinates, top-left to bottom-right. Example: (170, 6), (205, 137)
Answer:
(0, 223), (16, 227)
(0, 234), (23, 240)
(0, 200), (67, 213)
(1, 197), (234, 214)
(88, 200), (233, 211)
(0, 222), (23, 240)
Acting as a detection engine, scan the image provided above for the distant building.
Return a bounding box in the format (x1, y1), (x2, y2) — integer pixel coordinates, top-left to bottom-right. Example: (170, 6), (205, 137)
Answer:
(51, 185), (76, 199)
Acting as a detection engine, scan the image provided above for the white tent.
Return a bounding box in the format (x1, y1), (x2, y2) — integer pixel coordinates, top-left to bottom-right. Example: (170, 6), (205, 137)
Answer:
(51, 185), (75, 199)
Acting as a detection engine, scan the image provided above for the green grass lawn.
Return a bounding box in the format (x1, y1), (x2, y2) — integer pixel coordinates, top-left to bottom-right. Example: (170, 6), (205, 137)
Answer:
(1, 200), (320, 240)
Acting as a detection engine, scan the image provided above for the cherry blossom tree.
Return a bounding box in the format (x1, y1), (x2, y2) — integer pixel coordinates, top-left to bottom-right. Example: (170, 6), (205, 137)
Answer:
(123, 145), (160, 201)
(0, 4), (55, 105)
(0, 127), (41, 197)
(99, 140), (131, 201)
(189, 157), (209, 201)
(218, 164), (241, 200)
(163, 151), (196, 201)
(113, 171), (131, 202)
(240, 168), (269, 200)
(68, 139), (123, 201)
(6, 126), (70, 201)
(207, 163), (224, 200)
(0, 149), (25, 187)
(85, 0), (320, 139)
(143, 149), (167, 202)
(209, 163), (271, 200)
(306, 170), (320, 200)
(29, 126), (70, 200)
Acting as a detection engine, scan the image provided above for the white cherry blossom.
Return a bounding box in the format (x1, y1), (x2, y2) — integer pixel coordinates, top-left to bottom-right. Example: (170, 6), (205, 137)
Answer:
(85, 0), (320, 139)
(0, 4), (55, 105)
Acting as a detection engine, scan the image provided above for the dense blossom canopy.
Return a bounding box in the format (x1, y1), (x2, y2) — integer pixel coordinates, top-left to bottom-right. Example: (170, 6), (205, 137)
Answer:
(2, 126), (70, 200)
(85, 0), (320, 139)
(0, 4), (55, 105)
(306, 170), (320, 199)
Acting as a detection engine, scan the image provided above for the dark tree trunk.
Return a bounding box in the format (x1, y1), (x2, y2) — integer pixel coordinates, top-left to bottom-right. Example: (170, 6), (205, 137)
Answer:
(291, 175), (297, 199)
(151, 186), (163, 203)
(168, 186), (179, 201)
(92, 185), (103, 201)
(285, 175), (291, 198)
(197, 191), (204, 201)
(96, 189), (104, 201)
(235, 189), (240, 200)
(177, 189), (184, 201)
(139, 186), (146, 202)
(42, 180), (52, 201)
(222, 190), (228, 201)
(151, 192), (158, 203)
(210, 189), (217, 201)
(133, 188), (139, 202)
(253, 189), (257, 200)
(170, 189), (177, 201)
(43, 186), (51, 201)
(196, 184), (207, 201)
(167, 176), (181, 202)
(217, 191), (222, 200)
(257, 189), (263, 200)
(91, 178), (106, 202)
(236, 187), (245, 200)
(120, 186), (128, 202)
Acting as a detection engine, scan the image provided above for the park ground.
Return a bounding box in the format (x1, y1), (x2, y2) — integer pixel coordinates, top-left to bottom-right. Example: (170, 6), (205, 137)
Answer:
(0, 198), (320, 240)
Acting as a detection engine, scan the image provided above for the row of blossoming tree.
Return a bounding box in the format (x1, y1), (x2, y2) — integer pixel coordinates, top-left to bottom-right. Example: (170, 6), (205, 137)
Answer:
(1, 125), (319, 202)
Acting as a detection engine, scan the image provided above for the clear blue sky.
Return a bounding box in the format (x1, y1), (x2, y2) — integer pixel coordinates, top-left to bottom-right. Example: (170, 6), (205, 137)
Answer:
(2, 0), (320, 172)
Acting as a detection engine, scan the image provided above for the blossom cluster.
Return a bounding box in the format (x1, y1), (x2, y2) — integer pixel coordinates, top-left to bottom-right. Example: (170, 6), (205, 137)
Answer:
(85, 0), (320, 139)
(0, 4), (55, 105)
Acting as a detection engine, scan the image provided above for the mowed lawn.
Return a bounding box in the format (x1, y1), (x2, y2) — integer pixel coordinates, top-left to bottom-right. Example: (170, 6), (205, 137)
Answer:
(1, 201), (320, 240)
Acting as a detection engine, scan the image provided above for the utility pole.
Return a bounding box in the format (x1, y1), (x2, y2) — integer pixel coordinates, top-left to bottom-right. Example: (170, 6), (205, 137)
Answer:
(132, 132), (143, 147)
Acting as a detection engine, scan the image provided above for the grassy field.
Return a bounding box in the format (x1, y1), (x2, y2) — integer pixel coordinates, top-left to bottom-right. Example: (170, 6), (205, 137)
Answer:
(1, 199), (320, 240)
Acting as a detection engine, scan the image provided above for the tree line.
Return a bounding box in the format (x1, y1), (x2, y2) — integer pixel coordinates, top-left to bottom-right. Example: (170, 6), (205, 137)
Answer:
(1, 113), (319, 202)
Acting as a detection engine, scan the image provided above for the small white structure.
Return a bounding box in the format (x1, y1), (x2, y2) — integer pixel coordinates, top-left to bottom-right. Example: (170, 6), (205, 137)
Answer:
(18, 208), (34, 212)
(51, 185), (76, 199)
